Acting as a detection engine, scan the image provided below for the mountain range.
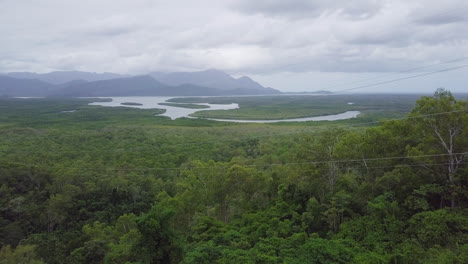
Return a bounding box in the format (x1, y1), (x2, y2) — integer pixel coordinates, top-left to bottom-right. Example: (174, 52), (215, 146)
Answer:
(0, 70), (280, 97)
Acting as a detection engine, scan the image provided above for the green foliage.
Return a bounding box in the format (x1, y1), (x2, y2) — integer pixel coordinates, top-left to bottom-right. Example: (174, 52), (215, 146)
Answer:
(0, 245), (44, 264)
(135, 203), (182, 263)
(407, 209), (468, 248)
(286, 238), (358, 264)
(0, 91), (467, 263)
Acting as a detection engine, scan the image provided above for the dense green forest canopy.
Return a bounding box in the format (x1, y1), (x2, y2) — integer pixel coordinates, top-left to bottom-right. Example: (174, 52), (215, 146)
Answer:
(0, 90), (467, 263)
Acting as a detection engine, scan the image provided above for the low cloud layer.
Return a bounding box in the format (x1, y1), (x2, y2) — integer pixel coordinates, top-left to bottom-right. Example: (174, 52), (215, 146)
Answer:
(1, 0), (467, 92)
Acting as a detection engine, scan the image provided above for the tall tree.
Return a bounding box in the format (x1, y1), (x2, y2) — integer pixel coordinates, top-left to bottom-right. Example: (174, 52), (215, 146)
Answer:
(409, 89), (468, 208)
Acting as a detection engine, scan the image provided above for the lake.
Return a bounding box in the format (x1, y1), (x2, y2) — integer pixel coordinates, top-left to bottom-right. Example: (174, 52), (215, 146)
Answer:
(88, 96), (239, 119)
(88, 96), (360, 123)
(199, 111), (361, 123)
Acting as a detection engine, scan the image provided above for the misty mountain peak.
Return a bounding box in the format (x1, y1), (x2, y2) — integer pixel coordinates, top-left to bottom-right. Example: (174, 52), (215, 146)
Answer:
(149, 69), (270, 91)
(237, 76), (254, 82)
(1, 70), (280, 97)
(200, 69), (230, 75)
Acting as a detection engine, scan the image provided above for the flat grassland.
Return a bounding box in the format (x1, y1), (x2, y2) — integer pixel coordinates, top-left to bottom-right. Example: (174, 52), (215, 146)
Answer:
(168, 94), (422, 120)
(159, 102), (210, 109)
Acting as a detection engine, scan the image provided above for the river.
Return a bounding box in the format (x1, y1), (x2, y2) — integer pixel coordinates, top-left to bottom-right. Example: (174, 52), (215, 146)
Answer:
(88, 96), (360, 123)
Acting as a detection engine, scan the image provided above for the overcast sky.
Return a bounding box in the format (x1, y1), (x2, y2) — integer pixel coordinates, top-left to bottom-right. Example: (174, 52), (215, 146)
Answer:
(1, 0), (467, 92)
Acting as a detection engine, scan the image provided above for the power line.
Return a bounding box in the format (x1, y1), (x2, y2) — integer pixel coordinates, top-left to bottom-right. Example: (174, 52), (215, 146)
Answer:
(3, 152), (466, 173)
(323, 57), (468, 91)
(331, 64), (468, 94)
(2, 162), (465, 180)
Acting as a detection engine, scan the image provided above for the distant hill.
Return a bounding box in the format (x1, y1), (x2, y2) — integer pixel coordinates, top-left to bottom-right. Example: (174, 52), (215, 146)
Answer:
(287, 90), (333, 95)
(0, 76), (56, 97)
(0, 70), (281, 97)
(52, 75), (279, 97)
(5, 71), (126, 84)
(53, 75), (225, 97)
(149, 69), (277, 94)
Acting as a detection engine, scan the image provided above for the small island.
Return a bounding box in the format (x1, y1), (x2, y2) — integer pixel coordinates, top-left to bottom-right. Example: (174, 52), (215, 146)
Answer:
(120, 102), (143, 106)
(159, 102), (210, 109)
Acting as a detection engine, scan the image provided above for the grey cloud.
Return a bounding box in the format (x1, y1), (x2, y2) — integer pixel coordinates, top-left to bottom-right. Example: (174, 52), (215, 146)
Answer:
(87, 25), (135, 37)
(414, 12), (467, 25)
(411, 1), (468, 25)
(233, 0), (383, 19)
(0, 0), (467, 77)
